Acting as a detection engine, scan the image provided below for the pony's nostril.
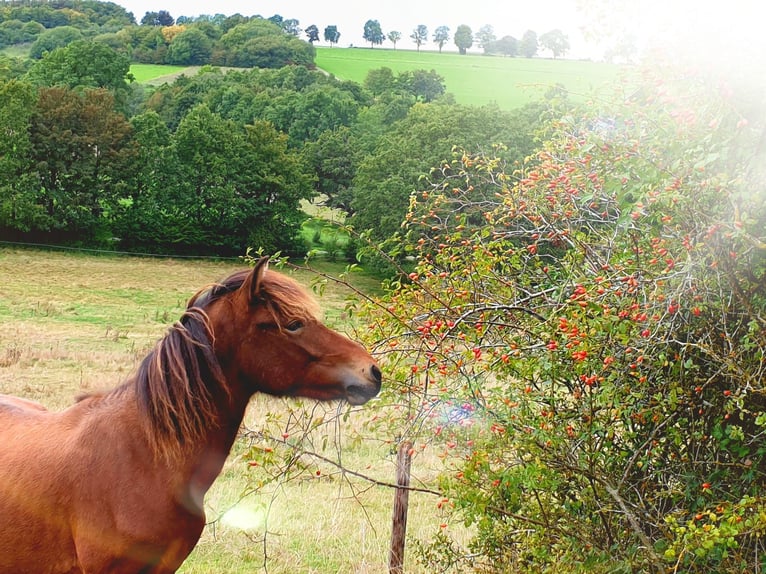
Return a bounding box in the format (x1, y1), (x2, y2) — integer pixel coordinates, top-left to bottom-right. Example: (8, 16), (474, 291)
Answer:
(370, 364), (382, 384)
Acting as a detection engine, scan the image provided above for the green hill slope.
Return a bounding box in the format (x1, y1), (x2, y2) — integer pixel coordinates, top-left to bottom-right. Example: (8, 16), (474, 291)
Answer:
(316, 46), (625, 109)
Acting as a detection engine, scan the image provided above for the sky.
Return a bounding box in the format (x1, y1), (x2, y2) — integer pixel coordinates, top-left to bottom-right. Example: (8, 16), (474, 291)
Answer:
(115, 0), (762, 64)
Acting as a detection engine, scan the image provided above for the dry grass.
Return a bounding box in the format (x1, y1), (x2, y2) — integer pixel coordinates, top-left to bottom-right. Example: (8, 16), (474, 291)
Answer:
(0, 248), (244, 407)
(0, 247), (462, 573)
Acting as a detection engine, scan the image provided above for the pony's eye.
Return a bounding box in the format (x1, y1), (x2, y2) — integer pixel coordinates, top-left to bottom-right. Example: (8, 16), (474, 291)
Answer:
(285, 320), (304, 332)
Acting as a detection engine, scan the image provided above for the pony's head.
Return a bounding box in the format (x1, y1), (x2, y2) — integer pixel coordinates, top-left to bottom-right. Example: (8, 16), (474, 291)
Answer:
(201, 257), (382, 406)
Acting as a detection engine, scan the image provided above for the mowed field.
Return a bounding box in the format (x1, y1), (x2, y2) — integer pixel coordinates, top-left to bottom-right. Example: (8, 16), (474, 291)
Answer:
(129, 47), (627, 110)
(0, 248), (461, 573)
(316, 46), (626, 109)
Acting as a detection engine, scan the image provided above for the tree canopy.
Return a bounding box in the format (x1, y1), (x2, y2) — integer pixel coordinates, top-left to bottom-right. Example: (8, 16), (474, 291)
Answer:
(520, 29), (538, 57)
(410, 24), (427, 51)
(362, 19), (384, 48)
(433, 26), (449, 52)
(25, 40), (134, 111)
(454, 24), (473, 54)
(539, 28), (570, 58)
(323, 24), (340, 45)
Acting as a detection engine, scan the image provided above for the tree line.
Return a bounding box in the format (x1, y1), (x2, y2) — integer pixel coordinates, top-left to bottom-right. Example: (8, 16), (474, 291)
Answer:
(0, 5), (551, 258)
(362, 20), (569, 58)
(1, 0), (572, 66)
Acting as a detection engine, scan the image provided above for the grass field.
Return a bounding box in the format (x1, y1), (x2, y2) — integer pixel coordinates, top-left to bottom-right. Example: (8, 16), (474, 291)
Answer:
(129, 63), (200, 84)
(0, 247), (460, 573)
(128, 48), (626, 110)
(316, 46), (625, 109)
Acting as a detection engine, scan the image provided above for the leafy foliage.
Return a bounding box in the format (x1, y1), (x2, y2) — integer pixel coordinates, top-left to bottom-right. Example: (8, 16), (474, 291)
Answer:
(25, 40), (134, 111)
(361, 63), (766, 572)
(28, 26), (83, 59)
(323, 24), (340, 46)
(350, 99), (556, 244)
(115, 105), (314, 255)
(539, 29), (570, 59)
(520, 30), (538, 58)
(26, 86), (137, 243)
(453, 25), (473, 55)
(362, 19), (384, 48)
(410, 24), (428, 51)
(166, 27), (213, 65)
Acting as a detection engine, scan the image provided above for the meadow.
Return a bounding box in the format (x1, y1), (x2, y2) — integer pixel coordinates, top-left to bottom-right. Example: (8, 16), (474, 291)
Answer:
(129, 47), (626, 110)
(315, 46), (625, 109)
(128, 63), (190, 84)
(0, 247), (462, 573)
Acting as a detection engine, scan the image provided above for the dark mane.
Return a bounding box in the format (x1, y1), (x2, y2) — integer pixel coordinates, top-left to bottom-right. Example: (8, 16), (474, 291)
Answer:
(132, 268), (320, 459)
(135, 306), (224, 459)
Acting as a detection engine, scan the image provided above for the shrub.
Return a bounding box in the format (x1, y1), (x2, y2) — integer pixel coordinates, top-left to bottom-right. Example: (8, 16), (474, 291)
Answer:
(362, 61), (766, 572)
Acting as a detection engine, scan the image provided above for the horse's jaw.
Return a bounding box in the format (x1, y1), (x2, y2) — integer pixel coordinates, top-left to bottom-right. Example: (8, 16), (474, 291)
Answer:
(345, 386), (379, 406)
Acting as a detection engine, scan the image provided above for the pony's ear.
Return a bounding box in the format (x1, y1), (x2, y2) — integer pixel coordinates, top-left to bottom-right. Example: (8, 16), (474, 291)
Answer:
(245, 256), (270, 303)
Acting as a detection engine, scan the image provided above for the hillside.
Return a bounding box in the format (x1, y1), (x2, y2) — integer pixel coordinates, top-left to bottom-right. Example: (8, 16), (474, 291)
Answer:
(315, 46), (625, 109)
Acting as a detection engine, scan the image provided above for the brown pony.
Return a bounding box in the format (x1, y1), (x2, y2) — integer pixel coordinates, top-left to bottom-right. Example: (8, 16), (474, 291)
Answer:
(0, 257), (381, 573)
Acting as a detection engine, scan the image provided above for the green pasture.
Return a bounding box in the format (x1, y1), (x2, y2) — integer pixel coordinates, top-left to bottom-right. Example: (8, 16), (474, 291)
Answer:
(316, 46), (626, 109)
(128, 49), (626, 110)
(129, 63), (196, 84)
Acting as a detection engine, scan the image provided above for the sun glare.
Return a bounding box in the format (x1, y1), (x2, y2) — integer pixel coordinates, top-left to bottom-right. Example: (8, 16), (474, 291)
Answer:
(221, 502), (267, 532)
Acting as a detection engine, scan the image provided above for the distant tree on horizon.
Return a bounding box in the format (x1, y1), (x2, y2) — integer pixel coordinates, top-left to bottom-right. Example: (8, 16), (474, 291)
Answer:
(476, 24), (496, 49)
(520, 29), (538, 57)
(387, 30), (402, 49)
(363, 19), (384, 48)
(539, 28), (570, 58)
(454, 24), (473, 54)
(433, 25), (449, 52)
(410, 24), (427, 51)
(305, 24), (319, 43)
(140, 10), (174, 26)
(485, 35), (518, 57)
(323, 25), (340, 46)
(281, 18), (301, 37)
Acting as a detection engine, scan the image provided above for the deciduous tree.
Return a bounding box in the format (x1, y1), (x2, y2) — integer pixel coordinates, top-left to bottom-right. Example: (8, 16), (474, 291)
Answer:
(539, 28), (569, 58)
(25, 40), (134, 112)
(475, 24), (496, 50)
(0, 80), (40, 234)
(387, 30), (401, 49)
(305, 24), (319, 43)
(166, 27), (213, 65)
(323, 25), (340, 46)
(28, 26), (83, 59)
(520, 29), (538, 57)
(410, 24), (427, 51)
(281, 18), (301, 37)
(453, 24), (473, 54)
(140, 10), (174, 26)
(28, 87), (137, 242)
(363, 19), (384, 48)
(485, 35), (518, 56)
(432, 26), (449, 52)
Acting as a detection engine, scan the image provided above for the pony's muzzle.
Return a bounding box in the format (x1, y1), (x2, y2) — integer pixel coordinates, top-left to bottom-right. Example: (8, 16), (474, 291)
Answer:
(345, 363), (382, 405)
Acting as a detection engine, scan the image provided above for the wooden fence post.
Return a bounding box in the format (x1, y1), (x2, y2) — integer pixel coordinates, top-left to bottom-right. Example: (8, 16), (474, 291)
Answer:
(388, 440), (413, 574)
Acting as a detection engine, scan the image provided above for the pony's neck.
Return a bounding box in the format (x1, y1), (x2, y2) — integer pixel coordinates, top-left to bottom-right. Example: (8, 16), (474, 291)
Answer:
(177, 385), (252, 511)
